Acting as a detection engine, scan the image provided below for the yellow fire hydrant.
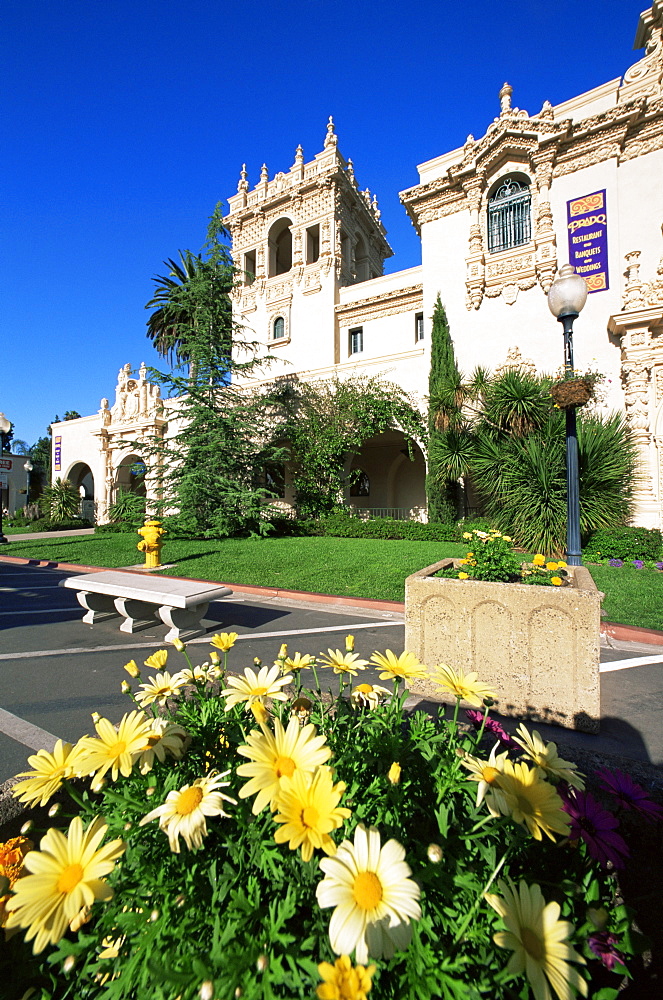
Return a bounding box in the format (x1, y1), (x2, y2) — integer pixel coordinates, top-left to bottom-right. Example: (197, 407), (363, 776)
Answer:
(137, 519), (166, 569)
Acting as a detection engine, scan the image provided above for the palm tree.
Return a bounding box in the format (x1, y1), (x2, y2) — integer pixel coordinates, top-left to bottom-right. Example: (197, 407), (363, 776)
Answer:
(145, 251), (203, 364)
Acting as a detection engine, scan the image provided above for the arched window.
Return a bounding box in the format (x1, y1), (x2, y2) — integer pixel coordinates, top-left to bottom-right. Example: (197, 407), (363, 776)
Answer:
(268, 218), (293, 276)
(272, 316), (285, 340)
(487, 177), (531, 253)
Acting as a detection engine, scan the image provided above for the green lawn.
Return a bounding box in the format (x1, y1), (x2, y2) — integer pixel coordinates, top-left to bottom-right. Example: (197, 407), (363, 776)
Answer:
(2, 532), (662, 630)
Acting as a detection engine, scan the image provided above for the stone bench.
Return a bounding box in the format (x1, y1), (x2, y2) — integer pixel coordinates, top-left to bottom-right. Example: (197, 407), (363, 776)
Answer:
(59, 571), (233, 642)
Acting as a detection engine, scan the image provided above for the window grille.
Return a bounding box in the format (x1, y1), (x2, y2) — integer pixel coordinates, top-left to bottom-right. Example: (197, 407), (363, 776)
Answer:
(487, 178), (531, 253)
(415, 313), (424, 342)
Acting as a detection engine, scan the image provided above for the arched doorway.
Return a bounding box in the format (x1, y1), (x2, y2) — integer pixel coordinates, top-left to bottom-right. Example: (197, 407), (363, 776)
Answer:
(115, 454), (147, 498)
(66, 462), (95, 521)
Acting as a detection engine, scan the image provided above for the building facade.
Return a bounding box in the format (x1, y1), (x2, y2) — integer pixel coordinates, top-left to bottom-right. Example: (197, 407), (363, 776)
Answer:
(53, 2), (663, 529)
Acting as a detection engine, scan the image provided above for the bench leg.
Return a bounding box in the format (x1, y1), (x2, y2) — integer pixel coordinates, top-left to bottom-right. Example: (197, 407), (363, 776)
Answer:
(114, 597), (161, 633)
(76, 591), (121, 624)
(158, 602), (210, 642)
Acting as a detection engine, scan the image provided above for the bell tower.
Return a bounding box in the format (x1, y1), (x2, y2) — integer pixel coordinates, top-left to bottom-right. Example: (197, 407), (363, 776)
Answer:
(225, 118), (392, 372)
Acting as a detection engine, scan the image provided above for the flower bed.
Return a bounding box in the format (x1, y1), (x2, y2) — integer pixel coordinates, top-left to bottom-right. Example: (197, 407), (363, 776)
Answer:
(1, 636), (659, 999)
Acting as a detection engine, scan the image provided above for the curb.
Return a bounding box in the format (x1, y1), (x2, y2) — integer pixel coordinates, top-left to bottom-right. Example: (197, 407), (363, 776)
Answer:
(2, 554), (663, 639)
(0, 555), (405, 614)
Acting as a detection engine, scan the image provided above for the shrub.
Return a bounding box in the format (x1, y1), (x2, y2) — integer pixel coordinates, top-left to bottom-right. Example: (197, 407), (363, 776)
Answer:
(584, 525), (663, 561)
(307, 514), (458, 541)
(107, 489), (147, 528)
(39, 478), (81, 522)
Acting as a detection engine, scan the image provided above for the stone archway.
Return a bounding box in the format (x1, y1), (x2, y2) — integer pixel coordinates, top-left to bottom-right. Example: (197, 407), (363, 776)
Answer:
(348, 430), (427, 520)
(115, 454), (147, 499)
(66, 461), (95, 521)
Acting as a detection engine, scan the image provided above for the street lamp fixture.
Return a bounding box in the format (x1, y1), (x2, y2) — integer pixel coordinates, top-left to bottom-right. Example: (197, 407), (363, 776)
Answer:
(0, 411), (10, 544)
(24, 459), (33, 509)
(547, 264), (588, 566)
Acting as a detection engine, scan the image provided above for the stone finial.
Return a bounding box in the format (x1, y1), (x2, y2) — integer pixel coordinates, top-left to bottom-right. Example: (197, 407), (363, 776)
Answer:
(324, 115), (338, 148)
(499, 81), (513, 115)
(293, 144), (304, 165)
(260, 163), (269, 184)
(237, 163), (249, 192)
(539, 99), (554, 119)
(346, 158), (356, 186)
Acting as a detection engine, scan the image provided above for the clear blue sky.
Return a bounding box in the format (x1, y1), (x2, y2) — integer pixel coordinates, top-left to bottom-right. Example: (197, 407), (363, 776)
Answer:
(3, 0), (644, 447)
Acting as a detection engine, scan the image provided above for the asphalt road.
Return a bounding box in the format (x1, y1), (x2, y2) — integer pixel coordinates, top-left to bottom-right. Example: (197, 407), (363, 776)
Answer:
(1, 560), (662, 784)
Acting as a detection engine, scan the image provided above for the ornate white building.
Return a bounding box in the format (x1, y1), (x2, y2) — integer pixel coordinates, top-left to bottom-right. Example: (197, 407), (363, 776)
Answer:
(53, 2), (663, 528)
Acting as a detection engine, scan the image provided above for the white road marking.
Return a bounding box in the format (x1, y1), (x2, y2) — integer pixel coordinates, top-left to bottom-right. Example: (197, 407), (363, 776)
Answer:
(0, 620), (403, 660)
(600, 654), (663, 672)
(0, 584), (63, 591)
(0, 707), (58, 753)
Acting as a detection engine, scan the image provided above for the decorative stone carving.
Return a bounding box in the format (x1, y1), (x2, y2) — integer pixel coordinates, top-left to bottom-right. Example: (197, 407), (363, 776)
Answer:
(110, 363), (162, 424)
(494, 346), (538, 377)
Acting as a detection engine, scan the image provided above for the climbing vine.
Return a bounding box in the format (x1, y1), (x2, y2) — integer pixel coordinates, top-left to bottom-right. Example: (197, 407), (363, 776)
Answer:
(267, 375), (425, 518)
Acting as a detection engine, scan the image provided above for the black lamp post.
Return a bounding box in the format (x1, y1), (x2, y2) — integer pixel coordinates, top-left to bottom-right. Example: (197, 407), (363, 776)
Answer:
(547, 264), (588, 566)
(0, 411), (10, 544)
(24, 459), (33, 508)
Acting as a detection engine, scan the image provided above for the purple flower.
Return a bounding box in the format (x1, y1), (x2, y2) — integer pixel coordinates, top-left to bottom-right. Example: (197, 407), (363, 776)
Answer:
(655, 562), (663, 571)
(588, 931), (626, 972)
(596, 768), (663, 823)
(465, 709), (518, 749)
(560, 788), (630, 868)
(608, 559), (623, 568)
(631, 559), (644, 569)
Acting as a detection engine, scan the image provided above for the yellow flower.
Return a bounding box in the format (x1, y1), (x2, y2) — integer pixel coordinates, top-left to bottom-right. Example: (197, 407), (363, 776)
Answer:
(276, 642), (288, 659)
(369, 650), (427, 683)
(139, 771), (235, 853)
(431, 663), (496, 707)
(502, 535), (512, 542)
(98, 934), (125, 959)
(73, 711), (154, 782)
(551, 576), (563, 586)
(532, 554), (546, 567)
(123, 659), (140, 678)
(345, 634), (355, 652)
(273, 767), (351, 862)
(236, 717), (332, 814)
(557, 560), (568, 569)
(485, 880), (587, 1000)
(489, 761), (570, 842)
(284, 652), (316, 672)
(462, 531), (473, 540)
(318, 649), (369, 676)
(135, 670), (187, 708)
(210, 632), (238, 652)
(458, 571), (469, 580)
(546, 562), (558, 572)
(12, 740), (79, 808)
(512, 725), (585, 790)
(317, 955), (375, 1000)
(387, 762), (402, 785)
(459, 745), (510, 807)
(0, 837), (33, 896)
(4, 817), (125, 954)
(138, 719), (188, 775)
(173, 664), (210, 685)
(144, 649), (168, 670)
(316, 823), (421, 965)
(350, 683), (392, 710)
(250, 701), (270, 725)
(221, 664), (293, 712)
(169, 636), (186, 652)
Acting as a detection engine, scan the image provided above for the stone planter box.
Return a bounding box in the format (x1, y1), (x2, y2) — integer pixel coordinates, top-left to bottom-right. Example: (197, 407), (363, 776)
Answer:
(405, 561), (604, 733)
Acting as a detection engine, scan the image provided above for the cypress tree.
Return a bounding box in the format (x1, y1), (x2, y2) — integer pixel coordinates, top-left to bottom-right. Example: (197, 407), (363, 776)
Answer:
(426, 294), (461, 522)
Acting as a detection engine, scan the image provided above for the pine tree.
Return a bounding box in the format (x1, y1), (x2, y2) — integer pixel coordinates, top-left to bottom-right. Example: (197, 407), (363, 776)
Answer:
(426, 295), (462, 522)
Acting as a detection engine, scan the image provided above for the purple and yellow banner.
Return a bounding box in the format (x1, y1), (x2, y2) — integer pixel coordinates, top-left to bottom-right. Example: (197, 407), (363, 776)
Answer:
(54, 436), (61, 472)
(566, 190), (609, 293)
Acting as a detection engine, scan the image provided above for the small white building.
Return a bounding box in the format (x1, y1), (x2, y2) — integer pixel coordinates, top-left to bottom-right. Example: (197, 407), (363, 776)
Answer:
(53, 2), (663, 529)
